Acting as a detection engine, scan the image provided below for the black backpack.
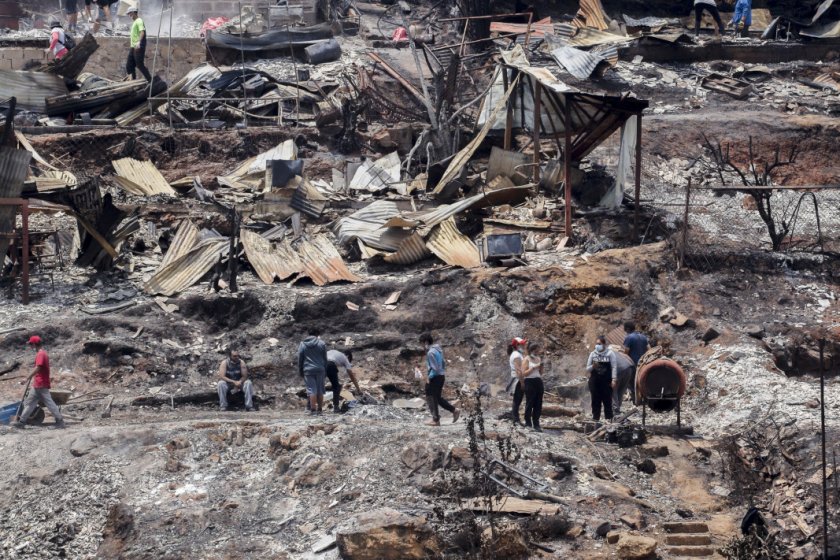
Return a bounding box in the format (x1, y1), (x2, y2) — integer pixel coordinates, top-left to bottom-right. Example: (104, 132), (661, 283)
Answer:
(61, 33), (76, 50)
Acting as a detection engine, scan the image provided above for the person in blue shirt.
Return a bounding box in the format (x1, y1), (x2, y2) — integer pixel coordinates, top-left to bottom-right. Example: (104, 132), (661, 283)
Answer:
(730, 0), (752, 37)
(420, 332), (460, 426)
(622, 321), (649, 406)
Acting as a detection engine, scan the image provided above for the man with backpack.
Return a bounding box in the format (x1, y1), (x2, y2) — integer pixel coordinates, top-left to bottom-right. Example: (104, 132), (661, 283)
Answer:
(45, 21), (71, 60)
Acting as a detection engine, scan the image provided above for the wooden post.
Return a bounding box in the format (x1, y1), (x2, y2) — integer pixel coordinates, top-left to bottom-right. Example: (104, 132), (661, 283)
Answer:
(532, 81), (541, 184)
(564, 97), (572, 238)
(633, 113), (643, 239)
(21, 200), (29, 305)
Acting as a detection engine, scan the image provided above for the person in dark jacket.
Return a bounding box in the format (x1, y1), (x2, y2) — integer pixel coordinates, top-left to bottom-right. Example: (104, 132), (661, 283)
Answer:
(420, 332), (460, 426)
(522, 341), (545, 432)
(622, 321), (649, 405)
(298, 328), (328, 415)
(586, 335), (617, 422)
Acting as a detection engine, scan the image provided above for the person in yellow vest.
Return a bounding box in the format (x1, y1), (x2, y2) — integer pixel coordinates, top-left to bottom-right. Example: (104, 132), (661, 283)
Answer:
(126, 7), (151, 81)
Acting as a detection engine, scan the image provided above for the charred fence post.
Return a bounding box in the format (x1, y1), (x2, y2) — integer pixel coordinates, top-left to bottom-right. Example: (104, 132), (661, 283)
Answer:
(819, 338), (828, 559)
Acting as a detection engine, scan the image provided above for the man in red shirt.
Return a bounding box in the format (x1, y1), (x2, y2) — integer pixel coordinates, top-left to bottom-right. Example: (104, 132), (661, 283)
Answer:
(15, 336), (65, 429)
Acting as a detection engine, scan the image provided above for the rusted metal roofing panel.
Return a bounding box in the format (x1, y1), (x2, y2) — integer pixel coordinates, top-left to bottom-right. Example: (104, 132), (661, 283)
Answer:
(296, 235), (361, 286)
(489, 18), (555, 38)
(0, 147), (34, 259)
(426, 217), (481, 269)
(160, 220), (199, 270)
(241, 229), (301, 284)
(0, 70), (68, 112)
(112, 158), (176, 196)
(554, 23), (630, 47)
(383, 233), (431, 265)
(144, 238), (228, 296)
(572, 0), (610, 30)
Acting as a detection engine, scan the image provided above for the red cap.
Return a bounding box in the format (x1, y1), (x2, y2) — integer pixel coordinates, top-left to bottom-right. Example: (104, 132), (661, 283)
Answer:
(27, 335), (42, 345)
(511, 337), (527, 347)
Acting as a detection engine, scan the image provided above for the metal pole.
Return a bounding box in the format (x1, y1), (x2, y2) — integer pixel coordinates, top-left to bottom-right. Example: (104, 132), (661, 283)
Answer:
(21, 200), (29, 305)
(819, 338), (829, 559)
(502, 68), (512, 150)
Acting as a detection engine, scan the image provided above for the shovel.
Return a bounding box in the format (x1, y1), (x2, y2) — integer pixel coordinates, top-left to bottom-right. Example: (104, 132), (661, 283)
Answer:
(12, 374), (33, 424)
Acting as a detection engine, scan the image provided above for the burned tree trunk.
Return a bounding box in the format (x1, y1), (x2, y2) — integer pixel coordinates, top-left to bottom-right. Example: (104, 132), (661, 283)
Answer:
(35, 33), (99, 81)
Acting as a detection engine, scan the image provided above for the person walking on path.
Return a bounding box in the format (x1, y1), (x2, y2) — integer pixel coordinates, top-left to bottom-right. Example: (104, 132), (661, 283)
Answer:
(126, 7), (152, 81)
(420, 332), (460, 426)
(15, 336), (65, 429)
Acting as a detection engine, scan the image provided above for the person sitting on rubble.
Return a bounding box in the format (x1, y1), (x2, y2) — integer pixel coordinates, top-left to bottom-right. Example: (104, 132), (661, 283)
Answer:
(420, 332), (460, 426)
(14, 336), (65, 429)
(729, 0), (752, 37)
(612, 349), (636, 416)
(506, 337), (528, 425)
(45, 21), (70, 60)
(586, 335), (617, 424)
(126, 7), (152, 82)
(326, 348), (360, 414)
(522, 341), (545, 433)
(299, 328), (328, 415)
(622, 321), (649, 405)
(692, 0), (725, 39)
(217, 349), (254, 411)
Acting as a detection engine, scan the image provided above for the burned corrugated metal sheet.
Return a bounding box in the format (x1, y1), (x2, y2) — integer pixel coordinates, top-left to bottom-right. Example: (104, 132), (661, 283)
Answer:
(551, 46), (611, 79)
(116, 65), (222, 126)
(489, 18), (555, 38)
(290, 180), (327, 218)
(572, 0), (610, 30)
(160, 220), (199, 270)
(814, 73), (840, 91)
(295, 235), (361, 286)
(426, 218), (481, 269)
(800, 19), (840, 38)
(219, 139), (297, 190)
(241, 229), (301, 284)
(113, 158), (176, 196)
(333, 200), (407, 251)
(0, 147), (34, 260)
(383, 233), (431, 265)
(205, 24), (334, 51)
(348, 152), (401, 193)
(0, 70), (68, 112)
(144, 238), (228, 296)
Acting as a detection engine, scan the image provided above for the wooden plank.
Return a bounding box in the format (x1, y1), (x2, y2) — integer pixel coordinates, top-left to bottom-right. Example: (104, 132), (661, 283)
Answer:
(462, 496), (563, 515)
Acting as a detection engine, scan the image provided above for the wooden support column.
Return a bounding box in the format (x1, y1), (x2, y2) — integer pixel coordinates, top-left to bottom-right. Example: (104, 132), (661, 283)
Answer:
(532, 81), (541, 183)
(564, 97), (572, 238)
(633, 113), (643, 239)
(503, 68), (513, 150)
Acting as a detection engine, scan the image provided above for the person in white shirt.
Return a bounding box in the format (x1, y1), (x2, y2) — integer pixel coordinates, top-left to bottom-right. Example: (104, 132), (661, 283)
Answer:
(45, 21), (69, 60)
(506, 337), (528, 425)
(522, 342), (545, 432)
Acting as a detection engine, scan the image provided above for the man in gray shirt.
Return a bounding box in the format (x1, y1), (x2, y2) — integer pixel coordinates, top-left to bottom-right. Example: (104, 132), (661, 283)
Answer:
(326, 349), (361, 413)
